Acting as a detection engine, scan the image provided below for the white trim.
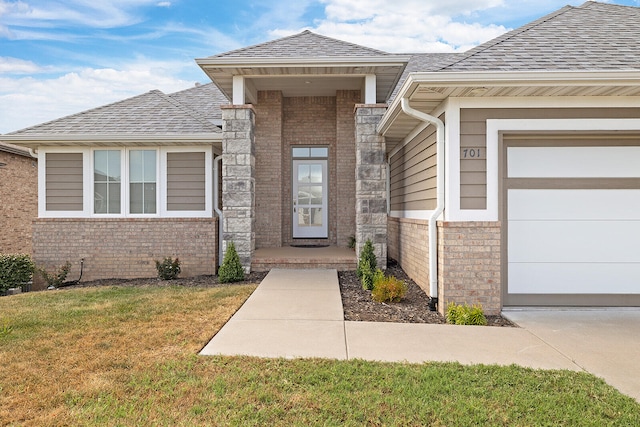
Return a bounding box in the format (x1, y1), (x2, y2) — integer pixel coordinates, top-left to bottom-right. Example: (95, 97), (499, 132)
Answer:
(365, 74), (377, 104)
(233, 75), (245, 105)
(38, 148), (91, 218)
(2, 134), (222, 147)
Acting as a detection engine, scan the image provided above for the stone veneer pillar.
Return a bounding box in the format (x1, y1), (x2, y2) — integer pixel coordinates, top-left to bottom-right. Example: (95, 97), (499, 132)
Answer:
(221, 105), (256, 273)
(354, 104), (387, 269)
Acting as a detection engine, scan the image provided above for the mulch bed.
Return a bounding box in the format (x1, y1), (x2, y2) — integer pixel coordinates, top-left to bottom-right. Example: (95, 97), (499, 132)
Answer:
(58, 263), (515, 327)
(339, 260), (516, 327)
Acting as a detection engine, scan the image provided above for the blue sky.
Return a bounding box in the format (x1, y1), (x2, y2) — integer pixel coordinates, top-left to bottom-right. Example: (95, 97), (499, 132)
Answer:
(1, 0), (638, 133)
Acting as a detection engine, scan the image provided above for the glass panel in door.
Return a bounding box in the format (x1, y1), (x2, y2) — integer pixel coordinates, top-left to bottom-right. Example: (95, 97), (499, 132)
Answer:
(293, 160), (328, 238)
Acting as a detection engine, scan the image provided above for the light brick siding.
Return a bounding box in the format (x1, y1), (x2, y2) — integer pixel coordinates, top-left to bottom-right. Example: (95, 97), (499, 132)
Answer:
(438, 221), (501, 315)
(252, 91), (359, 248)
(32, 218), (218, 288)
(255, 91), (284, 247)
(387, 217), (429, 293)
(0, 150), (37, 254)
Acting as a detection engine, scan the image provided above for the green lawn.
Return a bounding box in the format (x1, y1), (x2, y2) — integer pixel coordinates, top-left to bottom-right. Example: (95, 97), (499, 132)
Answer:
(1, 284), (638, 426)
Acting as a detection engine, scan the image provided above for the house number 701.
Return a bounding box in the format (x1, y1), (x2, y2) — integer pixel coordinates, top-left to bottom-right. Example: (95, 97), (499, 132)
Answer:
(461, 148), (485, 159)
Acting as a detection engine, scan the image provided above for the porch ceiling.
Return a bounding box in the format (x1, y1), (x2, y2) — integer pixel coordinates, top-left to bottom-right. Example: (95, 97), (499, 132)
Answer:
(196, 57), (409, 103)
(379, 70), (640, 153)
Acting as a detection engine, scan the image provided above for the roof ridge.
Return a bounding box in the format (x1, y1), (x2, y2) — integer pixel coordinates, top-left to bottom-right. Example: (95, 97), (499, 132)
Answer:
(211, 29), (389, 58)
(153, 89), (219, 130)
(580, 0), (640, 12)
(437, 5), (575, 72)
(6, 90), (165, 135)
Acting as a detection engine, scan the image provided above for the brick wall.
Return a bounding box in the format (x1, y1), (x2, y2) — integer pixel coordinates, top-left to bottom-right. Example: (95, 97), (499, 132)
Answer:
(336, 91), (359, 247)
(387, 217), (429, 293)
(32, 218), (218, 287)
(255, 91), (283, 247)
(438, 221), (501, 315)
(0, 150), (37, 254)
(282, 96), (338, 245)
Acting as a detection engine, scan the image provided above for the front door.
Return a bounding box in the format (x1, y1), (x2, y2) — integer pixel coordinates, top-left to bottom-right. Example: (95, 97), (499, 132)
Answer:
(292, 159), (328, 238)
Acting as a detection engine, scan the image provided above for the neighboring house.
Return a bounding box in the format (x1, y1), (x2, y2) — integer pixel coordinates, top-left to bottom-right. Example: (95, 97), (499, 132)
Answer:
(0, 142), (37, 254)
(3, 1), (640, 313)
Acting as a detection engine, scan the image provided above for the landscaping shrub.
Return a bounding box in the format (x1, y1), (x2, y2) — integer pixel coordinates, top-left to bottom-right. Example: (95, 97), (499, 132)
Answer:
(0, 254), (35, 293)
(218, 242), (245, 283)
(446, 302), (488, 326)
(357, 239), (377, 290)
(38, 261), (72, 288)
(155, 257), (181, 280)
(372, 275), (407, 303)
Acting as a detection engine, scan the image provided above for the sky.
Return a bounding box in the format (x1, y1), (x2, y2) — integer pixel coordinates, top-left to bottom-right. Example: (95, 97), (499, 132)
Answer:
(1, 0), (639, 134)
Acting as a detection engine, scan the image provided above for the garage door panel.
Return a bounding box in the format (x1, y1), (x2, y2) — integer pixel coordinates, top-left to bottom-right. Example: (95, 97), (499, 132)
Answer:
(509, 189), (640, 220)
(508, 220), (640, 263)
(508, 263), (640, 294)
(508, 147), (640, 178)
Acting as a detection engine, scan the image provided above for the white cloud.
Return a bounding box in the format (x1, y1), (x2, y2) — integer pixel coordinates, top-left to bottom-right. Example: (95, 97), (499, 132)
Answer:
(0, 62), (196, 133)
(0, 56), (51, 74)
(270, 0), (509, 52)
(157, 2), (172, 7)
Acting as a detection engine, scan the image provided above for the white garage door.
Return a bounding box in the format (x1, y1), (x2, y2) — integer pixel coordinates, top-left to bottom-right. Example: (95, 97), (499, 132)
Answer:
(506, 145), (640, 306)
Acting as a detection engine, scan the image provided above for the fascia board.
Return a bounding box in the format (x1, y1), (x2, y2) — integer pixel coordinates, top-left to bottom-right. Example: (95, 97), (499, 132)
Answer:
(196, 56), (411, 68)
(1, 133), (223, 147)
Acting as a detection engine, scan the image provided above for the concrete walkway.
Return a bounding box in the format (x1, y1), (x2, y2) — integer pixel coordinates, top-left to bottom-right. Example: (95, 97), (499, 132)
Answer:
(200, 269), (640, 402)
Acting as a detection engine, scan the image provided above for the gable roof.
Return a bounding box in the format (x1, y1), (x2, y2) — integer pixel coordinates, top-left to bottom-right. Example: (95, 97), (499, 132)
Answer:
(3, 88), (222, 146)
(440, 1), (640, 72)
(209, 30), (391, 59)
(168, 82), (229, 125)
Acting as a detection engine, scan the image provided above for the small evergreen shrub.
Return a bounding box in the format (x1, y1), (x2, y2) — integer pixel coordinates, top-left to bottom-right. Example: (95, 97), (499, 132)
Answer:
(155, 257), (181, 280)
(0, 254), (35, 293)
(218, 242), (245, 283)
(357, 239), (377, 290)
(372, 275), (407, 303)
(446, 302), (488, 326)
(38, 261), (72, 288)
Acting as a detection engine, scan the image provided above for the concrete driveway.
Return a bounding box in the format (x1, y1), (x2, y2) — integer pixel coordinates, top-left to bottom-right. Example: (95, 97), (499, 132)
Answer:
(504, 309), (640, 402)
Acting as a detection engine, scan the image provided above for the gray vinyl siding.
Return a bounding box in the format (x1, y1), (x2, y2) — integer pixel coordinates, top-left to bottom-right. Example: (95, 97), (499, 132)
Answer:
(459, 107), (640, 210)
(389, 125), (437, 211)
(166, 152), (206, 211)
(45, 152), (83, 211)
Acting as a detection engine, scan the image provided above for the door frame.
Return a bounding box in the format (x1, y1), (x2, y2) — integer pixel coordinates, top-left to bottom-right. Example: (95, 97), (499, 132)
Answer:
(292, 158), (329, 239)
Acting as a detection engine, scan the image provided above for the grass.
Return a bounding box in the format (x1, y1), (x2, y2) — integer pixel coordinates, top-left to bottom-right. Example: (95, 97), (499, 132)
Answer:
(1, 284), (639, 426)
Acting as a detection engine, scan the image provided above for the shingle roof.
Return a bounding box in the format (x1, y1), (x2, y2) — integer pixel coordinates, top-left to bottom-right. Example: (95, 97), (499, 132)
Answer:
(7, 88), (221, 136)
(209, 30), (391, 58)
(168, 82), (229, 123)
(440, 1), (640, 72)
(388, 52), (462, 102)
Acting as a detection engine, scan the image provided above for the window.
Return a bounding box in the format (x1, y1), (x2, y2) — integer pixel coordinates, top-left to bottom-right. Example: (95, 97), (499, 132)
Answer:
(40, 146), (213, 218)
(94, 150), (121, 214)
(129, 150), (157, 214)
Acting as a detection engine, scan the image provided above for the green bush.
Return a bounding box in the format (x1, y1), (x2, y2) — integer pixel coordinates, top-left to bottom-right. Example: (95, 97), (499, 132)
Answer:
(357, 239), (377, 290)
(446, 302), (488, 326)
(218, 242), (245, 283)
(372, 275), (407, 303)
(155, 257), (181, 280)
(38, 261), (72, 288)
(0, 254), (35, 293)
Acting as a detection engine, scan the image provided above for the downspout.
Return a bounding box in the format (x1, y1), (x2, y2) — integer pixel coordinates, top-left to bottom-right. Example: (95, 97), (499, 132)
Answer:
(400, 98), (445, 311)
(214, 155), (223, 267)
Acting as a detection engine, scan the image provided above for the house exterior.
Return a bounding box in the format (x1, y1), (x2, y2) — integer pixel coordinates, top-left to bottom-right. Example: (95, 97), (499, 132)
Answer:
(3, 1), (640, 314)
(0, 142), (37, 254)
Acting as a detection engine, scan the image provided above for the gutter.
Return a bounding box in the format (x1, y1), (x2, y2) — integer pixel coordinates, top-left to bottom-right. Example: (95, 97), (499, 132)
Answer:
(213, 155), (224, 267)
(400, 98), (444, 311)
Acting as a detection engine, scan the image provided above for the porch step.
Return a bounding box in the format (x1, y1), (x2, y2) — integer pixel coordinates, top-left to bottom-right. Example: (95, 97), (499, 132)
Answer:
(252, 246), (357, 272)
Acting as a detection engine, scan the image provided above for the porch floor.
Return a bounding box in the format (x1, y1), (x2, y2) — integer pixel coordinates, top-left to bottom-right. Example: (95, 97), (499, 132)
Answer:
(252, 246), (357, 271)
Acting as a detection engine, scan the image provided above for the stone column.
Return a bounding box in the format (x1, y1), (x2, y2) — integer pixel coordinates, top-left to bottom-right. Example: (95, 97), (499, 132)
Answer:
(221, 105), (256, 273)
(355, 104), (387, 269)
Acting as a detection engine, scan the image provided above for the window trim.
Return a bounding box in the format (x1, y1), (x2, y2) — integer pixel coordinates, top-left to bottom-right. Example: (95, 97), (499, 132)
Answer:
(39, 146), (213, 219)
